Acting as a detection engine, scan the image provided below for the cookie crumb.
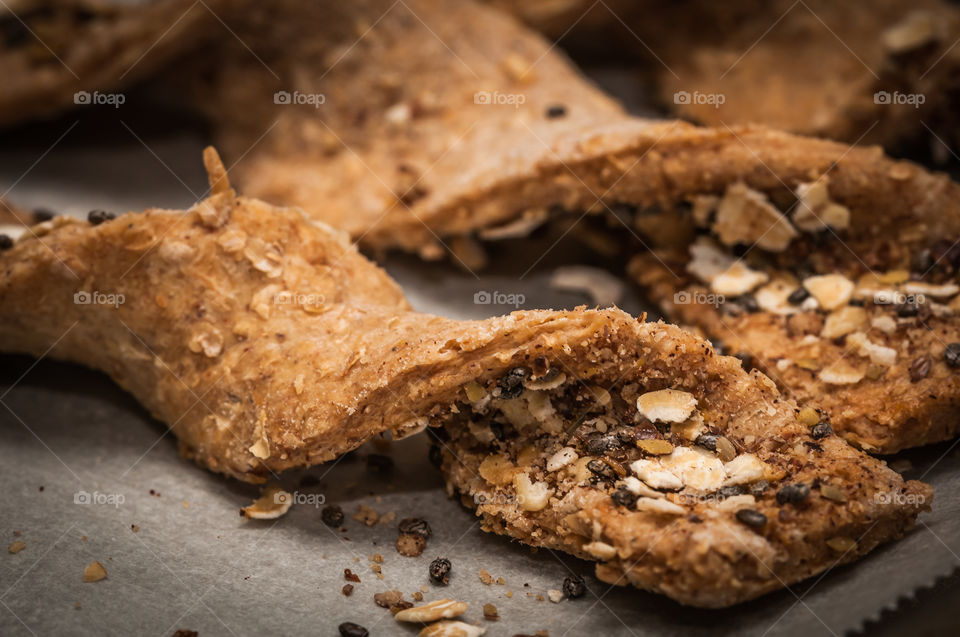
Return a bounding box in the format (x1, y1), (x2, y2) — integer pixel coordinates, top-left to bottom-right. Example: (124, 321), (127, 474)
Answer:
(8, 541), (26, 554)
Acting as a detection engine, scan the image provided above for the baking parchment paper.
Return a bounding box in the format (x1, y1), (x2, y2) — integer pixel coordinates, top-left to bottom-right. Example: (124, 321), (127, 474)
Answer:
(1, 101), (960, 637)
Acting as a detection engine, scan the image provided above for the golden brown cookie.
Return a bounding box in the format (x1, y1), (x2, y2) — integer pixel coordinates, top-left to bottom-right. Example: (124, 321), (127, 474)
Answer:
(0, 150), (930, 608)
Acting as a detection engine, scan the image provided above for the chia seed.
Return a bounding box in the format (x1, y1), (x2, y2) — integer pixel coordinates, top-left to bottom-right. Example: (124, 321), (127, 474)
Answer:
(736, 509), (767, 528)
(787, 287), (809, 305)
(429, 557), (451, 584)
(87, 210), (115, 225)
(497, 368), (528, 398)
(776, 483), (810, 505)
(321, 505), (344, 527)
(811, 423), (833, 439)
(945, 343), (960, 368)
(562, 574), (586, 599)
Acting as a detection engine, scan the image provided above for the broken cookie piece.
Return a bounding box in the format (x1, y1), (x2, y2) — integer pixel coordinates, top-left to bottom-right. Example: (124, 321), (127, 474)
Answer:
(433, 324), (930, 607)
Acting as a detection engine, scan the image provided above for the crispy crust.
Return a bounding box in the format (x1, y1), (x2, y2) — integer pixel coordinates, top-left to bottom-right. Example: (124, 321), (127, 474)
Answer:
(0, 0), (223, 126)
(433, 317), (931, 607)
(0, 152), (931, 608)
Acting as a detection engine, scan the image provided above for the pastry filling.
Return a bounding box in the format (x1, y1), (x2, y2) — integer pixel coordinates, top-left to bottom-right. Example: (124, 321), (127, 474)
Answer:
(432, 361), (804, 537)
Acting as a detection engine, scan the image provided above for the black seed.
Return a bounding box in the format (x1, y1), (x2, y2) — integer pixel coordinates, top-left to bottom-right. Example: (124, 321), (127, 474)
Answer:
(776, 483), (810, 505)
(909, 355), (931, 382)
(321, 505), (344, 527)
(717, 485), (745, 499)
(615, 428), (637, 446)
(587, 459), (616, 480)
(897, 300), (920, 317)
(545, 104), (567, 119)
(695, 434), (718, 451)
(428, 444), (443, 468)
(87, 210), (115, 225)
(497, 367), (528, 398)
(32, 208), (55, 223)
(749, 480), (770, 497)
(610, 488), (637, 508)
(811, 423), (833, 439)
(562, 574), (586, 599)
(945, 343), (960, 368)
(787, 287), (809, 305)
(366, 453), (394, 475)
(429, 557), (451, 584)
(585, 434), (620, 456)
(736, 509), (767, 528)
(0, 234), (12, 251)
(338, 622), (369, 637)
(912, 249), (934, 274)
(398, 517), (432, 539)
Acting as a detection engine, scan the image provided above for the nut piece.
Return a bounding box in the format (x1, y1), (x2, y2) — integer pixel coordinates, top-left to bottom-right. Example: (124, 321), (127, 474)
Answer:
(583, 541), (618, 560)
(793, 178), (851, 232)
(636, 389), (698, 424)
(8, 541), (26, 554)
(418, 621), (486, 637)
(630, 459), (684, 491)
(635, 497), (686, 516)
(83, 561), (107, 583)
(395, 599), (469, 623)
(546, 447), (578, 472)
(637, 439), (674, 455)
(711, 262), (769, 296)
(722, 454), (768, 486)
(241, 484), (293, 520)
(513, 473), (553, 511)
(803, 275), (854, 311)
(821, 306), (868, 339)
(819, 359), (866, 385)
(713, 182), (798, 252)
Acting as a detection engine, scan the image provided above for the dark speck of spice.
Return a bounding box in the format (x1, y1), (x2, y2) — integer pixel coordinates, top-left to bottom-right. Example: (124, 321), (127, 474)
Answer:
(695, 433), (718, 451)
(776, 483), (810, 505)
(587, 459), (616, 480)
(787, 287), (809, 305)
(610, 488), (637, 508)
(366, 454), (394, 475)
(321, 505), (344, 527)
(562, 574), (586, 599)
(87, 210), (115, 225)
(909, 355), (931, 382)
(736, 509), (767, 528)
(398, 517), (432, 539)
(945, 343), (960, 368)
(0, 235), (12, 251)
(811, 423), (833, 439)
(497, 368), (528, 398)
(429, 557), (451, 584)
(338, 622), (369, 637)
(545, 104), (567, 118)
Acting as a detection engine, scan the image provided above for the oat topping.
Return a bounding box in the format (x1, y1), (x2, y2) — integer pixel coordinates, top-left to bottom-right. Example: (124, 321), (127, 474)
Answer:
(83, 561), (107, 583)
(636, 389), (697, 424)
(793, 177), (851, 232)
(241, 484), (292, 520)
(712, 182), (798, 252)
(394, 599), (468, 623)
(882, 11), (939, 54)
(418, 621), (486, 637)
(803, 274), (854, 310)
(546, 447), (578, 471)
(711, 262), (769, 297)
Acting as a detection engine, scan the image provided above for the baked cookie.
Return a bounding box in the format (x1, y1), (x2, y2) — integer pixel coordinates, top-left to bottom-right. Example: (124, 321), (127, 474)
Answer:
(494, 0), (960, 151)
(0, 0), (223, 126)
(0, 149), (931, 607)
